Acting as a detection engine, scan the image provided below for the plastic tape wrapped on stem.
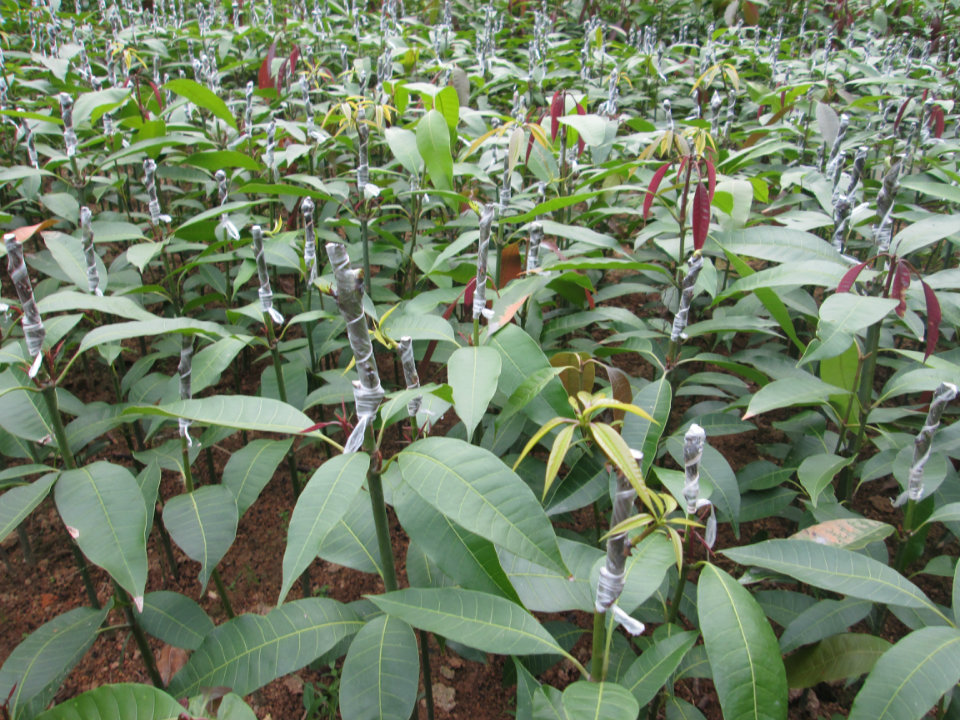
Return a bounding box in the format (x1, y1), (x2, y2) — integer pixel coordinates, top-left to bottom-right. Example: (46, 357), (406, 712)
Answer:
(670, 253), (704, 342)
(178, 335), (194, 444)
(473, 204), (496, 320)
(682, 423), (706, 514)
(215, 170), (239, 240)
(527, 221), (543, 272)
(301, 196), (318, 284)
(80, 207), (103, 296)
(59, 92), (77, 158)
(904, 382), (958, 503)
(4, 233), (45, 377)
(327, 241), (384, 453)
(398, 336), (422, 417)
(143, 158), (171, 224)
(251, 225), (284, 324)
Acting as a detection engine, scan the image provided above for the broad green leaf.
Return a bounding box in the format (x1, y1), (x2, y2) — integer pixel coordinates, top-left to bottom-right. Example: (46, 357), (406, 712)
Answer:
(665, 438), (739, 526)
(779, 598), (872, 653)
(339, 615), (419, 720)
(723, 540), (939, 612)
(894, 213), (960, 256)
(0, 604), (111, 720)
(791, 518), (895, 549)
(561, 681), (639, 720)
(395, 481), (521, 602)
(279, 453), (369, 604)
(597, 533), (675, 614)
(417, 109), (453, 191)
(368, 588), (564, 657)
(41, 193), (80, 225)
(398, 437), (568, 575)
(719, 261), (847, 300)
(55, 462), (148, 603)
(797, 454), (851, 507)
(80, 318), (233, 353)
(139, 591), (215, 651)
(666, 696), (708, 720)
(37, 291), (155, 321)
(488, 324), (572, 424)
(786, 632), (890, 687)
(0, 370), (54, 442)
(622, 378), (671, 477)
(499, 537), (603, 612)
(698, 564), (787, 720)
(434, 85), (460, 131)
(743, 376), (847, 420)
(184, 150), (262, 172)
(801, 295), (899, 365)
(168, 598), (362, 698)
(127, 396), (320, 436)
(539, 220), (620, 252)
(954, 558), (960, 627)
(0, 473), (57, 543)
(164, 78), (238, 130)
(849, 627), (960, 720)
(317, 496), (382, 575)
(163, 486), (239, 591)
(712, 228), (844, 264)
(557, 114), (613, 146)
(622, 630), (698, 706)
(380, 311), (457, 345)
(384, 126), (424, 176)
(222, 438), (293, 517)
(34, 683), (183, 720)
(448, 346), (501, 440)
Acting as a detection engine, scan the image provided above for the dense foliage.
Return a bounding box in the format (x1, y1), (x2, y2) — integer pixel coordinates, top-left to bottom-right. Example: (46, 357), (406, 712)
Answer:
(1, 0), (960, 718)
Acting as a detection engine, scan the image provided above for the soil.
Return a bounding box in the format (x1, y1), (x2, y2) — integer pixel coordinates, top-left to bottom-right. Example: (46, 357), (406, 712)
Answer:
(1, 279), (955, 719)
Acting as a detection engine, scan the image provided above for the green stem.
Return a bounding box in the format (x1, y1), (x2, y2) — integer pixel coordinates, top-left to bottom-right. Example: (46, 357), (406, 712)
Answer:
(264, 313), (303, 499)
(665, 521), (696, 625)
(590, 611), (606, 681)
(114, 580), (163, 687)
(212, 567), (236, 619)
(839, 321), (881, 500)
(367, 464), (398, 593)
(360, 213), (372, 296)
(418, 630), (435, 720)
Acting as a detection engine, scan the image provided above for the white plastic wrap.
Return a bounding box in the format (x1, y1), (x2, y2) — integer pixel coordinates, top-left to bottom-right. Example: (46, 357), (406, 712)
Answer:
(177, 334), (194, 444)
(80, 207), (102, 296)
(398, 336), (421, 417)
(473, 204), (496, 320)
(4, 233), (45, 377)
(59, 92), (77, 158)
(251, 225), (284, 324)
(301, 197), (318, 284)
(670, 253), (703, 342)
(907, 382), (958, 502)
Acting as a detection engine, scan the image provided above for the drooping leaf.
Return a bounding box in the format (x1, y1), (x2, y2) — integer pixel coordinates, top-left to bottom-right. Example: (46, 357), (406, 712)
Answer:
(791, 518), (894, 550)
(698, 563), (787, 720)
(723, 540), (939, 611)
(163, 485), (239, 591)
(163, 78), (238, 130)
(398, 437), (568, 575)
(339, 615), (419, 720)
(368, 588), (565, 657)
(921, 279), (941, 361)
(622, 630), (698, 706)
(279, 453), (369, 604)
(643, 163), (671, 220)
(692, 182), (710, 251)
(797, 454), (851, 507)
(222, 438), (293, 517)
(126, 396), (322, 437)
(33, 683), (183, 720)
(139, 591), (215, 651)
(417, 109), (453, 192)
(167, 599), (362, 698)
(848, 627), (960, 720)
(837, 260), (871, 293)
(786, 633), (890, 689)
(55, 463), (148, 603)
(561, 681), (639, 720)
(448, 346), (501, 440)
(743, 376), (847, 420)
(779, 599), (873, 654)
(0, 472), (57, 543)
(0, 604), (111, 720)
(384, 126), (424, 176)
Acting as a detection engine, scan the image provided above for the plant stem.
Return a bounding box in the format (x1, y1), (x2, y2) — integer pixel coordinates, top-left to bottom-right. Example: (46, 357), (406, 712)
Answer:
(360, 214), (372, 296)
(367, 462), (398, 593)
(212, 567), (236, 619)
(839, 321), (881, 500)
(418, 630), (435, 720)
(665, 522), (696, 625)
(112, 580), (163, 686)
(590, 611), (606, 681)
(264, 312), (303, 499)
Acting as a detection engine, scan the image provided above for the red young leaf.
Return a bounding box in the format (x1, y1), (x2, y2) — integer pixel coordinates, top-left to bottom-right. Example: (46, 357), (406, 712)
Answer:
(277, 59), (289, 89)
(837, 260), (871, 293)
(891, 260), (911, 317)
(258, 40), (277, 90)
(691, 183), (710, 251)
(643, 162), (671, 220)
(893, 97), (911, 133)
(922, 279), (941, 361)
(462, 275), (479, 317)
(576, 102), (586, 115)
(575, 102), (586, 156)
(550, 90), (563, 141)
(930, 105), (945, 139)
(289, 45), (300, 82)
(13, 219), (58, 244)
(525, 113), (545, 163)
(147, 80), (164, 110)
(705, 157), (716, 202)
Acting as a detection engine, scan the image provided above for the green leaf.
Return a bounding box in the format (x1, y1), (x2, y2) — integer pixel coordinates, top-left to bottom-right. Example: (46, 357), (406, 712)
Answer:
(719, 261), (848, 300)
(791, 518), (895, 549)
(368, 588), (564, 656)
(163, 486), (239, 591)
(560, 681), (639, 720)
(622, 378), (671, 478)
(380, 311), (457, 345)
(339, 615), (419, 720)
(317, 496), (382, 575)
(168, 598), (362, 698)
(723, 540), (940, 612)
(800, 295), (899, 365)
(0, 473), (57, 543)
(0, 604), (111, 720)
(698, 563), (788, 720)
(779, 598), (872, 653)
(126, 395), (320, 436)
(488, 324), (572, 424)
(37, 291), (156, 322)
(893, 213), (960, 257)
(622, 630), (698, 707)
(55, 462), (148, 603)
(499, 537), (604, 613)
(448, 346), (502, 440)
(395, 481), (522, 602)
(163, 78), (238, 130)
(601, 533), (675, 613)
(222, 438), (293, 517)
(0, 370), (54, 442)
(384, 127), (424, 176)
(398, 437), (568, 575)
(797, 454), (852, 507)
(41, 193), (80, 225)
(183, 150), (262, 172)
(785, 633), (890, 688)
(80, 318), (234, 354)
(417, 109), (453, 192)
(139, 591), (215, 651)
(849, 627), (960, 720)
(557, 114), (613, 146)
(743, 376), (847, 420)
(279, 453), (369, 604)
(665, 696), (707, 720)
(434, 85), (460, 131)
(34, 683), (184, 720)
(712, 228), (845, 264)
